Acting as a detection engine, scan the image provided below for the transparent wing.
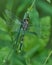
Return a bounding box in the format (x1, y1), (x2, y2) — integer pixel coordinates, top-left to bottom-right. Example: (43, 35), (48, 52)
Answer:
(3, 9), (51, 39)
(3, 9), (21, 32)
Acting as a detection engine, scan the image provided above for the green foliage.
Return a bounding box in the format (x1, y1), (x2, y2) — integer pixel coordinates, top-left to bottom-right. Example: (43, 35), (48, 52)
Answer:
(0, 0), (7, 17)
(0, 0), (52, 65)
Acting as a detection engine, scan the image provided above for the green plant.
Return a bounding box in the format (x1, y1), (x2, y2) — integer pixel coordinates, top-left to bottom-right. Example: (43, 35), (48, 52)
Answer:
(0, 0), (52, 65)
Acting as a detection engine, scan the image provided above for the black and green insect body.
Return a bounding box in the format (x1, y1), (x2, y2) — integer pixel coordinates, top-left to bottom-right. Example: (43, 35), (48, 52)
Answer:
(19, 13), (29, 51)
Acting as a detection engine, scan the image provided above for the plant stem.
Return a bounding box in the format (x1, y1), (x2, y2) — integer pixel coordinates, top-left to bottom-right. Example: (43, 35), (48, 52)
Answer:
(43, 51), (52, 65)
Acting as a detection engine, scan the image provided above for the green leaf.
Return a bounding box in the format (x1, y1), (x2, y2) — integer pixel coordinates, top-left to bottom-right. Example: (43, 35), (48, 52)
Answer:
(0, 0), (7, 17)
(0, 17), (11, 41)
(6, 0), (14, 10)
(10, 53), (25, 65)
(0, 31), (11, 41)
(16, 0), (32, 18)
(24, 44), (40, 58)
(28, 7), (41, 37)
(31, 50), (51, 65)
(36, 0), (52, 16)
(0, 17), (7, 31)
(0, 47), (11, 64)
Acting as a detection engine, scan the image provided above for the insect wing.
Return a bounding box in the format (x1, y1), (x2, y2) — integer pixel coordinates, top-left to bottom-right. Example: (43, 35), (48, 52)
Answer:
(4, 10), (21, 32)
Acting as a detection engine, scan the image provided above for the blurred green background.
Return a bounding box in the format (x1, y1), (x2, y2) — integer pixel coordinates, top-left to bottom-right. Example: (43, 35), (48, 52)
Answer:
(0, 0), (52, 65)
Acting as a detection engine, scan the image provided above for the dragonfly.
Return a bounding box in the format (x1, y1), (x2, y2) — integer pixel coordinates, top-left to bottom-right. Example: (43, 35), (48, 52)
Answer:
(4, 9), (51, 50)
(4, 10), (38, 51)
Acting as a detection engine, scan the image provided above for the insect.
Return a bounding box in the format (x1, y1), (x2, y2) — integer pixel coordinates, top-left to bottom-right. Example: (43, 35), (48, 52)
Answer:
(4, 10), (50, 51)
(4, 10), (38, 52)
